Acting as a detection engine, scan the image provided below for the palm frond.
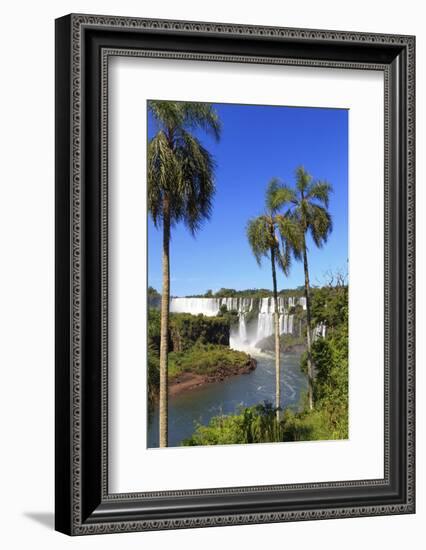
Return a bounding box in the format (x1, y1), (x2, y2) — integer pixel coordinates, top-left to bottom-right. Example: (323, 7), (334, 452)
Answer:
(183, 102), (222, 141)
(306, 180), (333, 208)
(307, 204), (333, 247)
(147, 101), (220, 233)
(246, 216), (273, 266)
(147, 131), (182, 226)
(275, 214), (303, 262)
(176, 130), (216, 234)
(295, 166), (312, 193)
(297, 198), (310, 230)
(147, 100), (184, 133)
(276, 238), (292, 276)
(266, 179), (295, 213)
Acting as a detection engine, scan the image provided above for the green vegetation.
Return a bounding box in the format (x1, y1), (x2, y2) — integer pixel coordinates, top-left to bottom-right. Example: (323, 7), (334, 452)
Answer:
(292, 167), (333, 410)
(167, 344), (253, 381)
(148, 308), (231, 352)
(182, 403), (346, 446)
(147, 100), (221, 447)
(169, 312), (230, 351)
(183, 403), (284, 446)
(246, 179), (302, 420)
(187, 287), (306, 299)
(307, 280), (348, 438)
(147, 286), (161, 300)
(182, 280), (348, 446)
(147, 99), (344, 449)
(147, 309), (254, 407)
(262, 167), (333, 410)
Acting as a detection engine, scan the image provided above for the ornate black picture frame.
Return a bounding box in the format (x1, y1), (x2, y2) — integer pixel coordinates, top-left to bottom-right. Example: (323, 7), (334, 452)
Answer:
(55, 13), (415, 535)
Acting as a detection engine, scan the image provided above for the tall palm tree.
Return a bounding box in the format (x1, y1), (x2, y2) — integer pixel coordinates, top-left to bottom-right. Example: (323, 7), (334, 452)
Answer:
(268, 167), (332, 410)
(247, 179), (302, 421)
(147, 101), (221, 447)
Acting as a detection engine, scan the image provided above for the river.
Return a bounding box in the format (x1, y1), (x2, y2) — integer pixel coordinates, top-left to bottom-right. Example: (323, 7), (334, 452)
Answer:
(147, 350), (307, 448)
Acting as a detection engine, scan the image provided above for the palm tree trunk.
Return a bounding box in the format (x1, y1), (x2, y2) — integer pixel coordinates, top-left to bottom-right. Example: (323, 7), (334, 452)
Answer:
(270, 247), (281, 422)
(159, 195), (170, 447)
(302, 238), (314, 410)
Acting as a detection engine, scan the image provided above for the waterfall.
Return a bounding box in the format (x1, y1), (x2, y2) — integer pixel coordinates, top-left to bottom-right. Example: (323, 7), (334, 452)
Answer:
(170, 297), (220, 316)
(165, 295), (307, 351)
(257, 304), (274, 340)
(313, 322), (326, 341)
(238, 315), (247, 341)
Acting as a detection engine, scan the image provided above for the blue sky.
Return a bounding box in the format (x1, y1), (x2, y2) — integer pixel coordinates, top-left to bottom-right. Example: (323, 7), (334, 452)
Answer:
(148, 103), (348, 296)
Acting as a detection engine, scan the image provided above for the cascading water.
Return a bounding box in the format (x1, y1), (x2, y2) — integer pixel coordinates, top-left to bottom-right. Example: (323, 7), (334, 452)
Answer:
(170, 297), (221, 316)
(166, 295), (306, 351)
(238, 315), (247, 342)
(313, 322), (326, 340)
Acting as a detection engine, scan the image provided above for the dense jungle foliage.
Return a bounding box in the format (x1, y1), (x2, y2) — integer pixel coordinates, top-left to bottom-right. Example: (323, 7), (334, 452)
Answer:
(148, 309), (252, 407)
(183, 283), (348, 445)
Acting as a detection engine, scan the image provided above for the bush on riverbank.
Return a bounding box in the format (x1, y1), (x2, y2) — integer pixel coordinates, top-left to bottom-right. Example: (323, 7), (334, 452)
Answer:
(308, 281), (349, 439)
(182, 398), (346, 446)
(183, 403), (284, 446)
(168, 343), (254, 380)
(183, 282), (349, 445)
(148, 310), (254, 406)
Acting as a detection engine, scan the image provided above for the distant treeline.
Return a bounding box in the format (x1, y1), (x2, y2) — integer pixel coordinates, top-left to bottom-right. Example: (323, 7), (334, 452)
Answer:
(149, 284), (346, 301)
(183, 282), (349, 445)
(148, 286), (307, 300)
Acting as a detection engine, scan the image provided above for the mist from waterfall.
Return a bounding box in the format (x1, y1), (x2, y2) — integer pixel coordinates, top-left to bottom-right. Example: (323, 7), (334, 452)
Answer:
(168, 295), (307, 351)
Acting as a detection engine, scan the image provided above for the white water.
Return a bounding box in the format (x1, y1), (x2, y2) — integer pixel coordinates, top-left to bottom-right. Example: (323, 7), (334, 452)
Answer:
(169, 296), (308, 350)
(313, 323), (327, 340)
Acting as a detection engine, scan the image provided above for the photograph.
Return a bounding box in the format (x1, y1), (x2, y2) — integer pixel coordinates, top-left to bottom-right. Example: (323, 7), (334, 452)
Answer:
(52, 10), (415, 538)
(146, 100), (349, 448)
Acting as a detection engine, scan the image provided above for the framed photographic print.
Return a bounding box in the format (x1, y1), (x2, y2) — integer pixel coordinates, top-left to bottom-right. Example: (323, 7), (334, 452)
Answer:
(55, 14), (415, 535)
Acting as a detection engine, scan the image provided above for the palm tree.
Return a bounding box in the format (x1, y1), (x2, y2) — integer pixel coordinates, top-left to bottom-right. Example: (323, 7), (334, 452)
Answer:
(147, 101), (221, 447)
(247, 179), (301, 421)
(268, 167), (332, 410)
